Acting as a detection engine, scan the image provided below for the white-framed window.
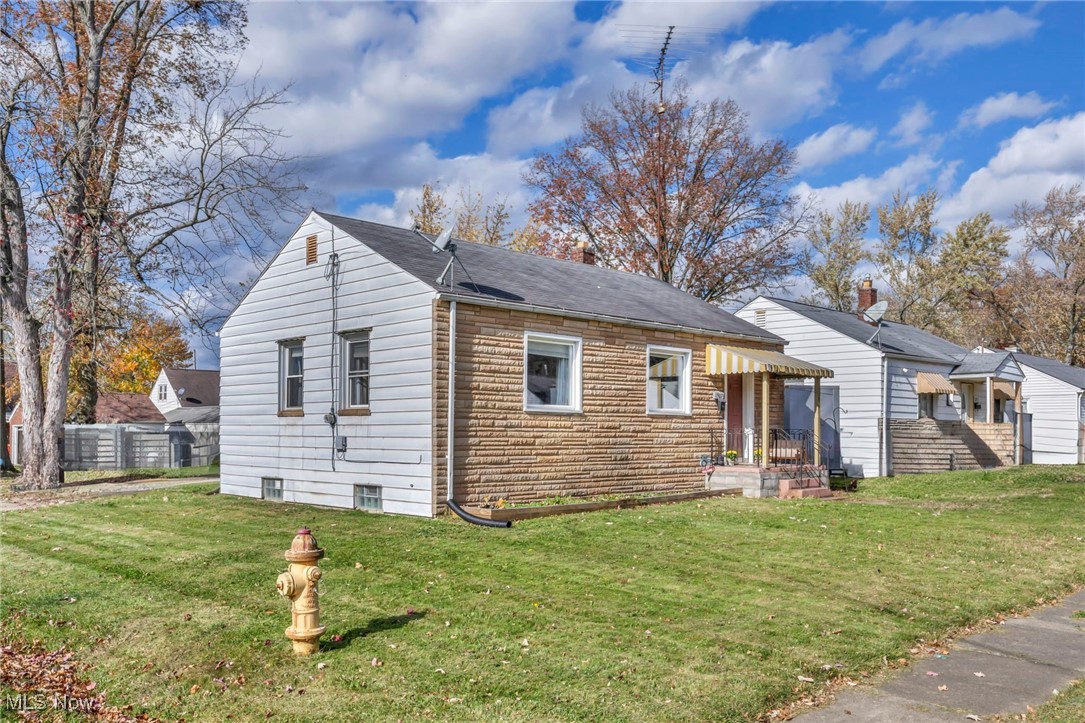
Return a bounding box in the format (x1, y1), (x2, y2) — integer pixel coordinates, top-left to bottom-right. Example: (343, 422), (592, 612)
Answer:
(341, 331), (370, 409)
(280, 340), (304, 410)
(919, 394), (936, 419)
(646, 346), (691, 415)
(157, 383), (168, 401)
(262, 477), (283, 502)
(524, 332), (582, 413)
(354, 484), (382, 512)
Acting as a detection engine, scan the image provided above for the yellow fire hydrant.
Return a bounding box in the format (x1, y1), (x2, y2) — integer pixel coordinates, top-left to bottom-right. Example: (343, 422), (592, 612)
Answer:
(276, 527), (326, 656)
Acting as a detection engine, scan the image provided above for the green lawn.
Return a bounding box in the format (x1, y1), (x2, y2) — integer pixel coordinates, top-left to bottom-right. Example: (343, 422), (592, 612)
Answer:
(1, 466), (1083, 721)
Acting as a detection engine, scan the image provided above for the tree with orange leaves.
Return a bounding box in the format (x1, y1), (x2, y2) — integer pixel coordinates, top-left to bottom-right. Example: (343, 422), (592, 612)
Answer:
(1, 1), (299, 488)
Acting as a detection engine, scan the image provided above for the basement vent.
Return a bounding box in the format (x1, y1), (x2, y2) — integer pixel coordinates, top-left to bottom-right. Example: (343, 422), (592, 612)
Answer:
(262, 477), (283, 502)
(754, 309), (767, 328)
(305, 235), (318, 265)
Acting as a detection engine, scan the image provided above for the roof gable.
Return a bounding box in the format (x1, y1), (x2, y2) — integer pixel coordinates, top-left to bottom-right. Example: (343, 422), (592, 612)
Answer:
(162, 369), (220, 406)
(318, 212), (780, 343)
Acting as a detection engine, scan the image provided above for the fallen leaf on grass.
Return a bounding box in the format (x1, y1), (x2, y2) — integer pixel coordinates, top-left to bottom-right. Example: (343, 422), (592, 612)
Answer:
(330, 635), (343, 642)
(370, 658), (382, 667)
(937, 685), (948, 692)
(965, 716), (980, 721)
(973, 672), (985, 677)
(797, 676), (815, 683)
(316, 663), (327, 670)
(926, 672), (939, 677)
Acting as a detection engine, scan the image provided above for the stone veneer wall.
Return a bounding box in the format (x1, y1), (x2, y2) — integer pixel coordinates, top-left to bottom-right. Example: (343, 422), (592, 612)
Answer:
(431, 300), (785, 512)
(887, 419), (1015, 474)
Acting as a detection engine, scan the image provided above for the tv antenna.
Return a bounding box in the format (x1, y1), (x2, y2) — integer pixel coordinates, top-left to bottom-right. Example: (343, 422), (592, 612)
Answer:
(864, 300), (889, 347)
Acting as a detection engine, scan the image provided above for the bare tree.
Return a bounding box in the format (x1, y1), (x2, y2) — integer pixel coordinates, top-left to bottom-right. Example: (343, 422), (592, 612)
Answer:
(526, 80), (809, 304)
(1, 1), (300, 488)
(1012, 184), (1085, 365)
(801, 201), (870, 311)
(454, 186), (510, 247)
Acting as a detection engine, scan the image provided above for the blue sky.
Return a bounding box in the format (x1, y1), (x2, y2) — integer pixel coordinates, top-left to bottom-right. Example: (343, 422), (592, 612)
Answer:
(195, 1), (1084, 366)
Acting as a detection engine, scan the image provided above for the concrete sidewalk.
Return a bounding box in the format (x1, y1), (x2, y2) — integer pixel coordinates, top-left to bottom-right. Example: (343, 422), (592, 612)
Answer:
(794, 588), (1085, 721)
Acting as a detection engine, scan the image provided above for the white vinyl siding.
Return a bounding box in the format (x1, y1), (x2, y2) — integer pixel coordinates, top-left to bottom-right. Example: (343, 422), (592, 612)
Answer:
(887, 359), (962, 422)
(736, 299), (885, 478)
(1019, 364), (1083, 465)
(219, 212), (436, 517)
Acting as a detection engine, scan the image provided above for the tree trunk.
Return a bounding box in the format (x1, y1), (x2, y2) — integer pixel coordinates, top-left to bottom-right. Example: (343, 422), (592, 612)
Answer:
(4, 301), (51, 488)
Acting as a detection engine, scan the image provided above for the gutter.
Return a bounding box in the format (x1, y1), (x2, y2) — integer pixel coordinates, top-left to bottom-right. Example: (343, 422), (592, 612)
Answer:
(434, 292), (780, 347)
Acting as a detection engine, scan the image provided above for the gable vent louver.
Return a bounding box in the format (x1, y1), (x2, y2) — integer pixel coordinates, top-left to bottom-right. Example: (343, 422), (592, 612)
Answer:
(305, 235), (318, 265)
(755, 309), (767, 328)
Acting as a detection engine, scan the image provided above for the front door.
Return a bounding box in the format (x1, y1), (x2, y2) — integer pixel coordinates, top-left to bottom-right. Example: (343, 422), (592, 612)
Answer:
(726, 375), (743, 459)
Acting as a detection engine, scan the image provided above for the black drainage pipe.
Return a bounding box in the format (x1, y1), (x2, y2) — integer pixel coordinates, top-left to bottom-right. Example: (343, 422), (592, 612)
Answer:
(447, 499), (512, 529)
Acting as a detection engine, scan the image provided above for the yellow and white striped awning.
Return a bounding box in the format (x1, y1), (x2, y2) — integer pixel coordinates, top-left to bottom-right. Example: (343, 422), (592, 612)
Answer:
(917, 372), (957, 395)
(705, 345), (834, 378)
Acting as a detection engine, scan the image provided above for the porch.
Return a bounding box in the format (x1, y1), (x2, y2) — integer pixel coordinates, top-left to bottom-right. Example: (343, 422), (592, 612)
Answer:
(702, 345), (835, 498)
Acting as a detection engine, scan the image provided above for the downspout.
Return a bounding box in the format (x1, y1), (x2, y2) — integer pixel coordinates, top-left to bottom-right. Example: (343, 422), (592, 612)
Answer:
(443, 299), (511, 528)
(881, 355), (890, 477)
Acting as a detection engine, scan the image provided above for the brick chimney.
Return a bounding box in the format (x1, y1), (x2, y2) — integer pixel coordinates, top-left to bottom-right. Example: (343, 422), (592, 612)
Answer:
(572, 240), (596, 266)
(857, 277), (877, 322)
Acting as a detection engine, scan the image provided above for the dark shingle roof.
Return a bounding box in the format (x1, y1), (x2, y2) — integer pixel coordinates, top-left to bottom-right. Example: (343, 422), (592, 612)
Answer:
(763, 297), (969, 363)
(951, 351), (1012, 376)
(319, 212), (781, 344)
(163, 369), (220, 407)
(1013, 352), (1085, 390)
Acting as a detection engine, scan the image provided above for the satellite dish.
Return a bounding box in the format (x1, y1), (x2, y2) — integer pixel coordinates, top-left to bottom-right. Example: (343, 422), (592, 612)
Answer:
(863, 300), (888, 324)
(431, 226), (453, 254)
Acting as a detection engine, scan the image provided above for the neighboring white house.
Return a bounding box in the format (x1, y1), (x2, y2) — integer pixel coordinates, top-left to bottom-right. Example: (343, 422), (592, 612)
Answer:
(150, 368), (220, 414)
(737, 282), (1025, 477)
(1011, 352), (1085, 464)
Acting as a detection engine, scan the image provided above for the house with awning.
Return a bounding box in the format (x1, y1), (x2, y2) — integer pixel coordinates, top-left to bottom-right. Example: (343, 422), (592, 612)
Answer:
(218, 211), (835, 517)
(737, 281), (1027, 478)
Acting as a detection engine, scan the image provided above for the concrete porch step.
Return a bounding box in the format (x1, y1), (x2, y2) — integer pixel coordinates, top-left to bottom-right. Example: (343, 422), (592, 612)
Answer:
(779, 477), (831, 498)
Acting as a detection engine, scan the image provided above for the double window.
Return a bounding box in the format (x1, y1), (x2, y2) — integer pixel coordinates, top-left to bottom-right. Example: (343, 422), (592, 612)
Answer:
(157, 384), (168, 401)
(647, 346), (691, 414)
(280, 340), (304, 411)
(524, 332), (582, 412)
(341, 332), (370, 409)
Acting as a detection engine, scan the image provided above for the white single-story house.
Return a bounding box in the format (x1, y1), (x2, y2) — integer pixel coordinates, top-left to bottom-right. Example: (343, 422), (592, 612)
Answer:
(1007, 352), (1085, 464)
(736, 281), (1026, 477)
(218, 211), (834, 517)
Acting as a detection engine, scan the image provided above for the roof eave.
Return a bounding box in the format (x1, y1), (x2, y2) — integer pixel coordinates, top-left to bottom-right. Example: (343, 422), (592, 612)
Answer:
(436, 292), (783, 346)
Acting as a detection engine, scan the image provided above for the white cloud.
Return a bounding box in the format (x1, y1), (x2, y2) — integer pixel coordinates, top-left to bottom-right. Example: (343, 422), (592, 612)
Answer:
(940, 112), (1085, 226)
(241, 2), (579, 156)
(891, 101), (933, 146)
(860, 8), (1040, 73)
(794, 153), (941, 212)
(684, 30), (851, 133)
(487, 3), (768, 156)
(347, 143), (533, 231)
(959, 91), (1058, 129)
(795, 123), (876, 170)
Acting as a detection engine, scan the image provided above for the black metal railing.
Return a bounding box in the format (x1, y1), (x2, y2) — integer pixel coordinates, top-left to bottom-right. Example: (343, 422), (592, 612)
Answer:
(708, 428), (827, 489)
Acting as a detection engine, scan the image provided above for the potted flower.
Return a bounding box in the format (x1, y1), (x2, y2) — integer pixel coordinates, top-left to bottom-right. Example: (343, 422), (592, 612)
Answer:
(725, 449), (738, 465)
